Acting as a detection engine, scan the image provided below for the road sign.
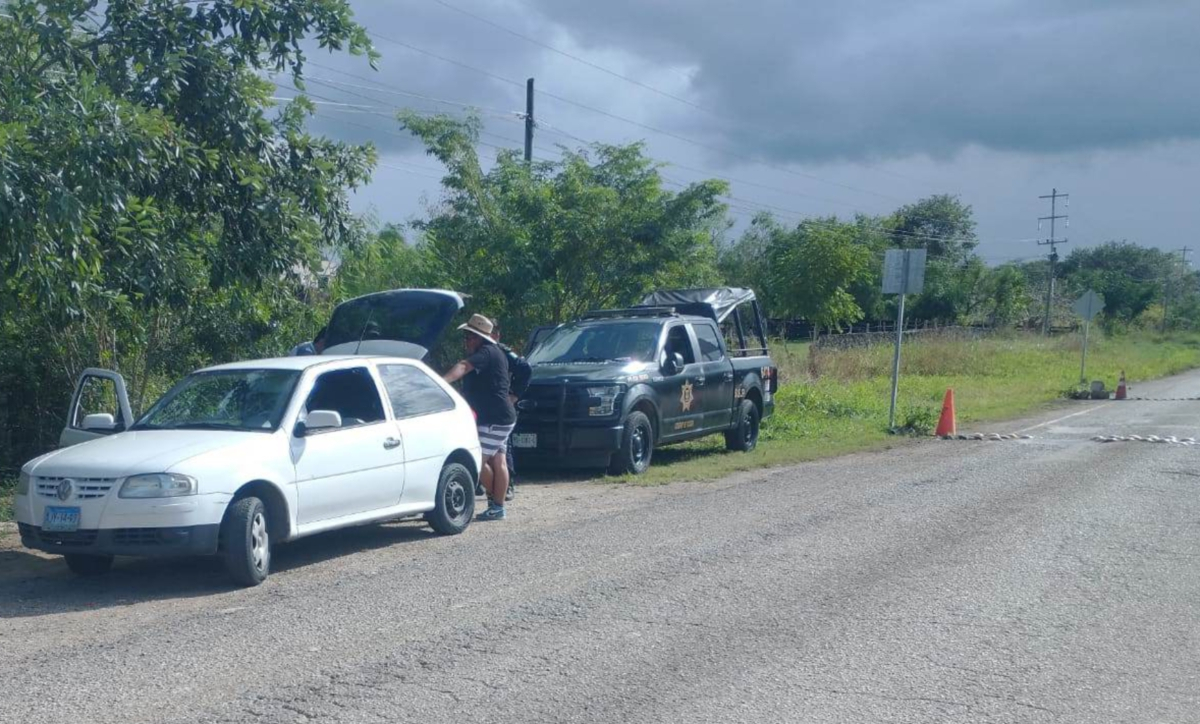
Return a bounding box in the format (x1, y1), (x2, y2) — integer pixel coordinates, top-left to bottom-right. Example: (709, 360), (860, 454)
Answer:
(883, 248), (927, 430)
(883, 249), (927, 295)
(1072, 290), (1103, 321)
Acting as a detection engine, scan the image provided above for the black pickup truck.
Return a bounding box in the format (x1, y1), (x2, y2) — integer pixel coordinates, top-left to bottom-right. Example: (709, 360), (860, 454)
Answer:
(512, 288), (778, 474)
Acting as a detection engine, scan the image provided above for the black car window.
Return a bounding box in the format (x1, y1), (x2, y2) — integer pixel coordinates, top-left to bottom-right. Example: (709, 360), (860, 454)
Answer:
(664, 326), (696, 365)
(305, 367), (386, 428)
(693, 324), (725, 362)
(378, 364), (456, 419)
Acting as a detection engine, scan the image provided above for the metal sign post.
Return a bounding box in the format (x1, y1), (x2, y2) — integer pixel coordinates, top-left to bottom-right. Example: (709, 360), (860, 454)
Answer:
(1072, 290), (1104, 385)
(883, 249), (927, 430)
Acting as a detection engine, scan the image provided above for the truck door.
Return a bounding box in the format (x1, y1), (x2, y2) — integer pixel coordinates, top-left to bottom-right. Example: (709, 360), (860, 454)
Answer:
(690, 322), (735, 431)
(657, 324), (704, 439)
(60, 368), (133, 448)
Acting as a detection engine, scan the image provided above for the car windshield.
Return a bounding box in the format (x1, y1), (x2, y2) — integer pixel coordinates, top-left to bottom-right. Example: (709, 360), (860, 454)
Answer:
(132, 369), (300, 432)
(527, 321), (661, 364)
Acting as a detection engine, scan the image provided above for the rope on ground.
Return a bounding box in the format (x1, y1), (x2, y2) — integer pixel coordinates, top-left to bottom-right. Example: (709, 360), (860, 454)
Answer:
(938, 433), (1034, 441)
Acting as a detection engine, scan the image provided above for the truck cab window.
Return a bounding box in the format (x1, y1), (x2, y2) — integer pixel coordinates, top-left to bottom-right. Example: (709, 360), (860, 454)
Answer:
(663, 326), (696, 365)
(693, 324), (725, 362)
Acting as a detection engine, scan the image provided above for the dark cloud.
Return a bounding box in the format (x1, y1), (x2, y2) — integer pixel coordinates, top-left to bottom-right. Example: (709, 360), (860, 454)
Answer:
(522, 0), (1200, 163)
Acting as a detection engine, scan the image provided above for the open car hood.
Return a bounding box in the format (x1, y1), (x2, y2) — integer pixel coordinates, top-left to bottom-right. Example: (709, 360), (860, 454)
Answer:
(638, 288), (757, 323)
(323, 289), (465, 359)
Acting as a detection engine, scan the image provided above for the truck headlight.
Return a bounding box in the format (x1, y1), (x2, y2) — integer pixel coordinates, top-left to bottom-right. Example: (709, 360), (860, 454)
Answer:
(119, 473), (198, 499)
(587, 386), (622, 417)
(16, 469), (30, 496)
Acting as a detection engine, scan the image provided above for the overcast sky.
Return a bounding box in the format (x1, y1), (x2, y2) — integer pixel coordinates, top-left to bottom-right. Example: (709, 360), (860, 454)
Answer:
(287, 0), (1200, 264)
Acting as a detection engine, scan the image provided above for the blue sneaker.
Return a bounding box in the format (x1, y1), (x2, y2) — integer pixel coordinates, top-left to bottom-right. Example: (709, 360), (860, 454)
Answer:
(477, 505), (506, 522)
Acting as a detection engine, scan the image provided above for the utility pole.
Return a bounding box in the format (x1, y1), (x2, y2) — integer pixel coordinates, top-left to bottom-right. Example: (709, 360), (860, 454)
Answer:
(1038, 188), (1070, 335)
(1161, 246), (1191, 333)
(523, 77), (535, 164)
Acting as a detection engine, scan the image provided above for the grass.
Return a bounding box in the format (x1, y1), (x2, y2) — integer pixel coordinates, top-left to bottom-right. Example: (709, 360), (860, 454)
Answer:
(614, 330), (1200, 485)
(0, 475), (15, 525)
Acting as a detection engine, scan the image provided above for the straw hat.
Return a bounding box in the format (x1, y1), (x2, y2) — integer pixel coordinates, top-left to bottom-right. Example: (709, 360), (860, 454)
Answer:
(458, 313), (496, 341)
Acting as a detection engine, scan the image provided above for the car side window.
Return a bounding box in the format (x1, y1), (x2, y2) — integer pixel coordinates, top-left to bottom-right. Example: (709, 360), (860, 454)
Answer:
(71, 374), (126, 430)
(693, 324), (725, 362)
(378, 364), (456, 419)
(664, 326), (696, 365)
(304, 367), (386, 429)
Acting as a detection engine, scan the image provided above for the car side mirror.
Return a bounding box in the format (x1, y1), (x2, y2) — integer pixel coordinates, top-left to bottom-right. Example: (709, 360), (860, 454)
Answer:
(661, 351), (685, 376)
(81, 413), (116, 431)
(297, 410), (342, 437)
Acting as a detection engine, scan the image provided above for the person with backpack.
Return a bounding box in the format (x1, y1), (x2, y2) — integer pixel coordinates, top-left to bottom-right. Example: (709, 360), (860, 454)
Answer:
(492, 321), (531, 501)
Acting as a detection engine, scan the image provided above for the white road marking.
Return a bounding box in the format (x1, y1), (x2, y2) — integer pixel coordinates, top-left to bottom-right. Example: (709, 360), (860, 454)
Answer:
(1017, 403), (1114, 434)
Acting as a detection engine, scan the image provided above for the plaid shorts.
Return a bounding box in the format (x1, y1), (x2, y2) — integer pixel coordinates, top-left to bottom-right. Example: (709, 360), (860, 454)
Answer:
(478, 423), (516, 459)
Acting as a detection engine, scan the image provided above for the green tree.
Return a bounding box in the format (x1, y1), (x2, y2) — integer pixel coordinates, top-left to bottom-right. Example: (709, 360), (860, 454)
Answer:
(887, 194), (978, 264)
(397, 112), (729, 342)
(1057, 242), (1178, 328)
(764, 217), (873, 332)
(0, 0), (376, 470)
(334, 223), (430, 299)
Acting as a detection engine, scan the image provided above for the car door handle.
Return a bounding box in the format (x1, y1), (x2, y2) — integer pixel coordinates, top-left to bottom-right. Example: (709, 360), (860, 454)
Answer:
(383, 437), (402, 450)
(695, 377), (706, 387)
(723, 372), (734, 382)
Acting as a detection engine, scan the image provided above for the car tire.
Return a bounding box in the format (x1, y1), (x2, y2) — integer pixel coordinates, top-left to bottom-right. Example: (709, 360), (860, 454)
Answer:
(609, 411), (654, 475)
(428, 463), (475, 536)
(64, 553), (113, 577)
(725, 399), (761, 452)
(221, 496), (271, 587)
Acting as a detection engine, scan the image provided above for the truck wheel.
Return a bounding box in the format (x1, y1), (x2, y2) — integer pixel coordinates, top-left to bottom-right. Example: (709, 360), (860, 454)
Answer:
(725, 399), (761, 452)
(428, 462), (475, 535)
(221, 496), (271, 587)
(64, 553), (113, 577)
(609, 411), (654, 475)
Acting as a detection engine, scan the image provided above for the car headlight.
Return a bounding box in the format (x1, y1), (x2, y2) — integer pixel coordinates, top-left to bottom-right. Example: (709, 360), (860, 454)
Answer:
(16, 469), (30, 496)
(119, 473), (198, 499)
(587, 386), (623, 417)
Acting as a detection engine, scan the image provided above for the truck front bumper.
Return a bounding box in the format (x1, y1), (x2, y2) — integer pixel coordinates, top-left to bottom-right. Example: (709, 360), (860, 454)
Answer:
(512, 422), (624, 467)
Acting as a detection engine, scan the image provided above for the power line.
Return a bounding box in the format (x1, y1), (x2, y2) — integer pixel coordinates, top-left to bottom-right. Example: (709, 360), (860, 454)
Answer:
(426, 0), (719, 117)
(366, 31), (903, 204)
(1037, 187), (1069, 335)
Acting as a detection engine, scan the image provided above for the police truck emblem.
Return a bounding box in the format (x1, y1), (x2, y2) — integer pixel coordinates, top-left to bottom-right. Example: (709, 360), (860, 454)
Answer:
(680, 381), (695, 412)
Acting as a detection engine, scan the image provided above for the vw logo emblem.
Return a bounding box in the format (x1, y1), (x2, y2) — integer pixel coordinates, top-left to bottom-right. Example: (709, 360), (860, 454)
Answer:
(56, 479), (74, 502)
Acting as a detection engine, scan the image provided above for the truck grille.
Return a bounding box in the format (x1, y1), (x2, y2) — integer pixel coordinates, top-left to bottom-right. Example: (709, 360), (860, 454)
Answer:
(35, 476), (118, 500)
(520, 384), (590, 422)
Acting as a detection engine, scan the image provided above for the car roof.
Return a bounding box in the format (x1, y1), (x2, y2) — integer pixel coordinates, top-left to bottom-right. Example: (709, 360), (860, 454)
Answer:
(196, 355), (424, 374)
(572, 314), (710, 326)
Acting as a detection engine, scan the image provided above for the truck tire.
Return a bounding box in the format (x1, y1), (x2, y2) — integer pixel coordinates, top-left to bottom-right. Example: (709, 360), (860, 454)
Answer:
(428, 462), (475, 535)
(609, 411), (654, 475)
(64, 553), (113, 577)
(221, 496), (271, 587)
(725, 399), (761, 452)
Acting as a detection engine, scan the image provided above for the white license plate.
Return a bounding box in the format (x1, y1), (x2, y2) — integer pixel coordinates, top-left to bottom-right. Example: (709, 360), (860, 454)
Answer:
(43, 506), (81, 533)
(512, 433), (537, 449)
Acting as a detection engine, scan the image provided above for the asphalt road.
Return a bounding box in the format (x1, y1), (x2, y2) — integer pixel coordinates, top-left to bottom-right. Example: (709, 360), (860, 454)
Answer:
(2, 371), (1199, 724)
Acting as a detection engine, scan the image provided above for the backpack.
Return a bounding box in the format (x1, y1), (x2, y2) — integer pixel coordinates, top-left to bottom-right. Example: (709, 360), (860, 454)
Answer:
(498, 342), (532, 399)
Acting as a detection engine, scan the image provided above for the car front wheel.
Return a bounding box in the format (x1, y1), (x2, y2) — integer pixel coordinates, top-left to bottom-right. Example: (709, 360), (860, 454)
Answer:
(609, 411), (654, 475)
(428, 462), (475, 535)
(221, 496), (271, 587)
(64, 553), (113, 577)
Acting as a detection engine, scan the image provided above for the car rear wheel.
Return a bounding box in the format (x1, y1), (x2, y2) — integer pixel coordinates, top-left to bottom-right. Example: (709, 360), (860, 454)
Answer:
(609, 411), (654, 475)
(725, 399), (761, 452)
(428, 462), (475, 535)
(221, 496), (271, 587)
(64, 553), (113, 577)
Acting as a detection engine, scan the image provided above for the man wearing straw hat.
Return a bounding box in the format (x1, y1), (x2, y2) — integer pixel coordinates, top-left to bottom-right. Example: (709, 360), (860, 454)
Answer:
(443, 313), (516, 521)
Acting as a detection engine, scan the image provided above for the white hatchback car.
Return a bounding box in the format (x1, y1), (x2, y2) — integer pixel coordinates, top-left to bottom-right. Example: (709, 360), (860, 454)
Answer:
(13, 290), (482, 586)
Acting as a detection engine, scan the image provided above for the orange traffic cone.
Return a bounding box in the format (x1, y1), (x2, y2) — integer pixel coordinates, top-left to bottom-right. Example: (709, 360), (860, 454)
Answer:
(1115, 370), (1127, 400)
(935, 389), (957, 437)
